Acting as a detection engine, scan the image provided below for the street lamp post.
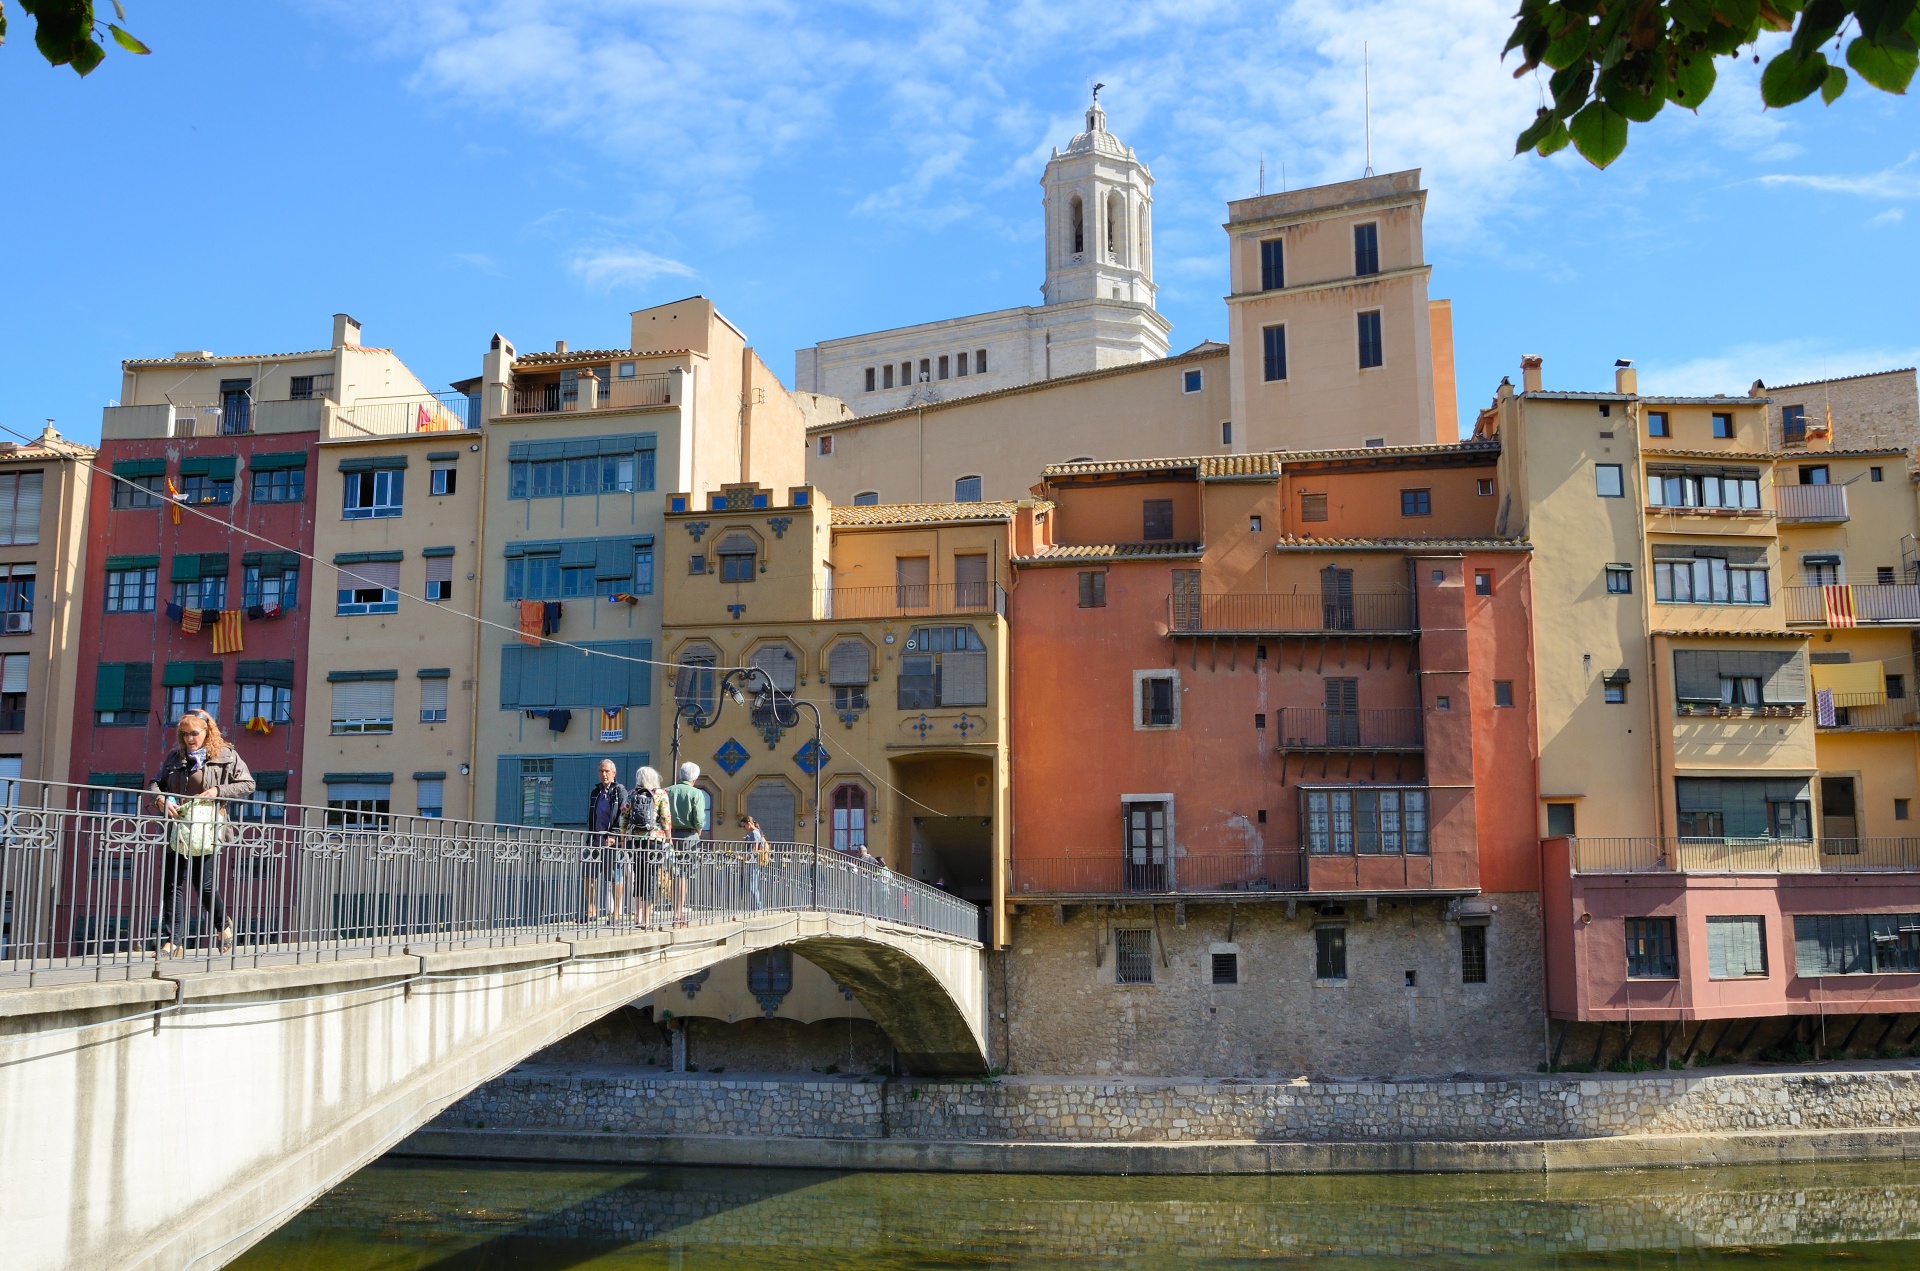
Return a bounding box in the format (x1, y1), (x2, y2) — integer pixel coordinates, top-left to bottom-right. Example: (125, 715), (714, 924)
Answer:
(669, 666), (824, 852)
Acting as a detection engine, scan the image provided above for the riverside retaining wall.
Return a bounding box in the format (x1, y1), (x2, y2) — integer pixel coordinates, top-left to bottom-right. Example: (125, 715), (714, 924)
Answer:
(433, 1062), (1920, 1144)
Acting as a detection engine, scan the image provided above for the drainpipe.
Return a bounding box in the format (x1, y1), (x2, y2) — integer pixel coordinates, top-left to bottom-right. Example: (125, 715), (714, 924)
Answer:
(465, 416), (489, 821)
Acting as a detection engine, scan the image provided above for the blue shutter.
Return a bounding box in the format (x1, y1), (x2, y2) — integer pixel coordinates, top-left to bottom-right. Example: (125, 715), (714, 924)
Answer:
(588, 645), (626, 707)
(499, 645), (524, 709)
(629, 640), (652, 705)
(549, 755), (599, 826)
(521, 647), (558, 707)
(555, 646), (594, 707)
(495, 756), (520, 824)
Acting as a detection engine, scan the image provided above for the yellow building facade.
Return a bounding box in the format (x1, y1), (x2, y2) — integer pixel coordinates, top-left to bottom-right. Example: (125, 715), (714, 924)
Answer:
(659, 483), (1043, 947)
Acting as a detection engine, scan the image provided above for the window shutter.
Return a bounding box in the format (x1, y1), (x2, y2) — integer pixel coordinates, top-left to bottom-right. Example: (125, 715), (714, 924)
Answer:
(750, 643), (798, 692)
(170, 554), (203, 583)
(331, 680), (394, 722)
(94, 662), (126, 711)
(941, 649), (988, 706)
(715, 532), (757, 556)
(549, 756), (600, 826)
(1300, 492), (1328, 522)
(124, 662), (152, 709)
(1171, 569), (1201, 631)
(828, 640), (871, 686)
(496, 757), (521, 824)
(338, 560), (400, 592)
(425, 555), (453, 586)
(595, 539), (633, 579)
(555, 646), (595, 707)
(2, 472), (42, 546)
(421, 679), (449, 716)
(235, 660), (296, 688)
(1707, 918), (1730, 980)
(954, 555), (988, 589)
(1078, 572), (1094, 607)
(499, 645), (525, 709)
(1762, 651), (1807, 704)
(744, 782), (798, 843)
(1672, 650), (1723, 702)
(1142, 499), (1174, 540)
(521, 647), (558, 707)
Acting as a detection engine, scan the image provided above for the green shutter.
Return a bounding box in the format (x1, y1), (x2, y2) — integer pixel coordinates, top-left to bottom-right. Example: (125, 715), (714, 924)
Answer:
(417, 667), (451, 679)
(333, 550), (405, 566)
(163, 661), (223, 687)
(124, 663), (152, 710)
(111, 458), (166, 478)
(421, 546), (455, 558)
(178, 456), (237, 480)
(253, 770), (290, 791)
(199, 553), (229, 578)
(338, 456), (409, 473)
(235, 660), (296, 688)
(94, 663), (126, 711)
(170, 554), (202, 584)
(325, 669), (398, 683)
(104, 554), (160, 572)
(248, 451), (308, 472)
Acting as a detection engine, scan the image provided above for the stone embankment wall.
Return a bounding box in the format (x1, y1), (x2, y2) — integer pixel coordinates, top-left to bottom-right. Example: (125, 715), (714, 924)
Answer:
(438, 1064), (1920, 1144)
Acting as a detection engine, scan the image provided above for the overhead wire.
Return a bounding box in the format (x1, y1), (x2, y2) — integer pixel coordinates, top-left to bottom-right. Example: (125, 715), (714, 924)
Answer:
(5, 422), (980, 821)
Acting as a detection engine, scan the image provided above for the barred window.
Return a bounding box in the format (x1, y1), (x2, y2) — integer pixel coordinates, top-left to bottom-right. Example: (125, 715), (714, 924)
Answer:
(1114, 929), (1153, 984)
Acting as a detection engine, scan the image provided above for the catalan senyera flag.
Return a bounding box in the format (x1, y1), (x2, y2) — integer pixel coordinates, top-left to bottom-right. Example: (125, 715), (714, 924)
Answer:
(244, 715), (273, 737)
(211, 609), (244, 654)
(179, 607), (204, 635)
(1824, 584), (1857, 629)
(164, 476), (183, 525)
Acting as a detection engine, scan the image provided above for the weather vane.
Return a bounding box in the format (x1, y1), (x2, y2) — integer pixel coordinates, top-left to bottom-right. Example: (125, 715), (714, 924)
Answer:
(1092, 82), (1104, 103)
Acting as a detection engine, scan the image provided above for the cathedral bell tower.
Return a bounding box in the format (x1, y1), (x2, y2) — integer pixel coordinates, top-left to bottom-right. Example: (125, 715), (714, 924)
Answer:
(1041, 88), (1157, 308)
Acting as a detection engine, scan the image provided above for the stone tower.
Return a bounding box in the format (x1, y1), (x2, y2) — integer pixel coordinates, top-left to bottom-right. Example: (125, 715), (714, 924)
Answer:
(1041, 91), (1156, 309)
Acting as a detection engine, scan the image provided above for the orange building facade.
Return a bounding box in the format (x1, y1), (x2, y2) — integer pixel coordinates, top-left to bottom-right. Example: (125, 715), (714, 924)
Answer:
(997, 444), (1544, 1077)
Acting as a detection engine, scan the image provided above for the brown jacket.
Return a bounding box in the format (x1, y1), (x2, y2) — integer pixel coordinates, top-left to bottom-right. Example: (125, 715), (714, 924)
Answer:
(149, 744), (256, 802)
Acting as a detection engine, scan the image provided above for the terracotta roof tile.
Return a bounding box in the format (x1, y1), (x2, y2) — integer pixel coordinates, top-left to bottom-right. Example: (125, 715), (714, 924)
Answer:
(830, 499), (1043, 528)
(512, 349), (691, 367)
(1659, 628), (1808, 640)
(1013, 541), (1204, 565)
(123, 348), (393, 368)
(1270, 535), (1530, 552)
(1040, 440), (1498, 480)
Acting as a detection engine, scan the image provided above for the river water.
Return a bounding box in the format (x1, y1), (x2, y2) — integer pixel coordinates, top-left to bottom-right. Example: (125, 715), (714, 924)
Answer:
(236, 1158), (1920, 1268)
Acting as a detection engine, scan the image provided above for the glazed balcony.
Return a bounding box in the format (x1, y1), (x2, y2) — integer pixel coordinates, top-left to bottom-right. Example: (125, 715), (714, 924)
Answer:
(1274, 708), (1423, 753)
(1775, 483), (1849, 523)
(1168, 591), (1415, 635)
(1784, 584), (1920, 626)
(1568, 836), (1920, 875)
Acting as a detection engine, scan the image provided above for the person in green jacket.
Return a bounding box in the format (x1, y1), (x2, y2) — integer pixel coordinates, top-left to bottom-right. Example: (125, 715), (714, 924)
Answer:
(663, 762), (708, 926)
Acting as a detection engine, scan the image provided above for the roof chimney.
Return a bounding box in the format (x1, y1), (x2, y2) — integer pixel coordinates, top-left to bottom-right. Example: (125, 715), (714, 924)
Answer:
(332, 314), (361, 349)
(555, 340), (568, 355)
(1520, 355), (1543, 394)
(1614, 358), (1637, 396)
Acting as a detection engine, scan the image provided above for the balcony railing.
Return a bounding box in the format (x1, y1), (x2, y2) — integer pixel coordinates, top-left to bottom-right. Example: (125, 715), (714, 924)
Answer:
(817, 582), (1005, 620)
(1785, 584), (1920, 626)
(1012, 850), (1303, 897)
(1776, 483), (1850, 523)
(1169, 591), (1414, 635)
(1274, 708), (1424, 751)
(1818, 699), (1919, 729)
(337, 392), (475, 438)
(1568, 836), (1920, 875)
(510, 373), (672, 416)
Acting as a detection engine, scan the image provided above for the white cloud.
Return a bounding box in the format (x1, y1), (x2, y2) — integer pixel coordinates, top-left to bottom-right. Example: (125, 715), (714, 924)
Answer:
(1757, 153), (1920, 200)
(1871, 207), (1906, 226)
(1643, 338), (1920, 398)
(566, 246), (697, 292)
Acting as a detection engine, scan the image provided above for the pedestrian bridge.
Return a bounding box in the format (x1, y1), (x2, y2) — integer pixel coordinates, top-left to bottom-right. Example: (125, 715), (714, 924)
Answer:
(0, 787), (984, 1271)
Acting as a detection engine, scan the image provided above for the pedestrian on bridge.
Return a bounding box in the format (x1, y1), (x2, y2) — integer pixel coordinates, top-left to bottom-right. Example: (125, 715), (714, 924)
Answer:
(148, 708), (255, 958)
(623, 765), (671, 927)
(585, 759), (627, 923)
(663, 762), (707, 927)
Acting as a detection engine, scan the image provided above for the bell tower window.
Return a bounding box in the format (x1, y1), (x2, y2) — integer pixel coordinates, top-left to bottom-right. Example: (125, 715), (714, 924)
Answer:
(1107, 192), (1123, 261)
(1069, 195), (1084, 255)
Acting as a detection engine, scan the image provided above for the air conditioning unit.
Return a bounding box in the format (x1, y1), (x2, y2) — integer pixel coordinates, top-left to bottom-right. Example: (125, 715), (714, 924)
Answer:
(3, 612), (30, 634)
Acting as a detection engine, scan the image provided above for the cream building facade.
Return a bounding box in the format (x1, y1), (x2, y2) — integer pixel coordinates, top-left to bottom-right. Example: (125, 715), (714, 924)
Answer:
(794, 96), (1172, 414)
(474, 298), (809, 827)
(0, 427), (93, 795)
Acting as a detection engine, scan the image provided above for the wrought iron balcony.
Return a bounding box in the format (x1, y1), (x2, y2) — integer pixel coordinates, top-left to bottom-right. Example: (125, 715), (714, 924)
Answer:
(1566, 835), (1920, 875)
(1012, 850), (1303, 897)
(1168, 591), (1414, 635)
(1817, 699), (1920, 729)
(1274, 708), (1423, 752)
(336, 392), (475, 437)
(509, 373), (672, 416)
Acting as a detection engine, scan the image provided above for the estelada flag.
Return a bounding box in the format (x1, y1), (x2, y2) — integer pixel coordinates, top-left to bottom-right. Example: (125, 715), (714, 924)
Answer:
(211, 609), (244, 654)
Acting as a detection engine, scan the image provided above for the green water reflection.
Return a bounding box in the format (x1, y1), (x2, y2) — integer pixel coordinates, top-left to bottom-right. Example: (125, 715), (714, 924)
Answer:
(236, 1158), (1920, 1269)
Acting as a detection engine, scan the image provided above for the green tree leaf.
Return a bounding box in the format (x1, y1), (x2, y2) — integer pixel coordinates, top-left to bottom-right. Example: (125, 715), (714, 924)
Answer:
(1761, 48), (1831, 104)
(107, 23), (148, 54)
(1515, 109), (1561, 155)
(1847, 33), (1920, 90)
(1822, 62), (1851, 99)
(1670, 49), (1719, 104)
(1569, 99), (1630, 167)
(1536, 120), (1573, 156)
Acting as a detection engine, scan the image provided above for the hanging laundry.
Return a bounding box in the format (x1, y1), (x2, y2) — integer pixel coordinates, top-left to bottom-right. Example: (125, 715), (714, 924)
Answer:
(542, 601), (563, 636)
(164, 476), (183, 526)
(180, 608), (204, 635)
(165, 600), (184, 623)
(606, 592), (641, 606)
(211, 610), (244, 655)
(1816, 688), (1837, 727)
(599, 707), (626, 743)
(1824, 584), (1858, 628)
(244, 716), (273, 737)
(523, 709), (550, 721)
(546, 708), (572, 734)
(518, 599), (544, 645)
(246, 604), (267, 621)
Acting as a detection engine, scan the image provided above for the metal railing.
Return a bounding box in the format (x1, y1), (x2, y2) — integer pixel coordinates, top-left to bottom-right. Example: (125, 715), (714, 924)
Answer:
(817, 582), (1005, 620)
(1776, 483), (1850, 522)
(337, 392), (474, 437)
(1169, 591), (1414, 634)
(1818, 699), (1920, 729)
(1274, 707), (1424, 751)
(1567, 835), (1920, 875)
(1012, 850), (1304, 897)
(509, 373), (672, 416)
(1785, 584), (1920, 625)
(0, 780), (977, 985)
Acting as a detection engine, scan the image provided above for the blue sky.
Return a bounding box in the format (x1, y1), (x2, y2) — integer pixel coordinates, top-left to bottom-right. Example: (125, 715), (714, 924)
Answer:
(1, 1), (1914, 447)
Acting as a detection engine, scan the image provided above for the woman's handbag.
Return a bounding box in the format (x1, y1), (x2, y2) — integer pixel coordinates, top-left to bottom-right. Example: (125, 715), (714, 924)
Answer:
(168, 798), (224, 857)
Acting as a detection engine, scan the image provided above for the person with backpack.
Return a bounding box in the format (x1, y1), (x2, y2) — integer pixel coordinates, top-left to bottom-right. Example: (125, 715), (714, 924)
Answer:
(584, 759), (627, 923)
(663, 762), (708, 926)
(621, 765), (672, 926)
(148, 708), (255, 957)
